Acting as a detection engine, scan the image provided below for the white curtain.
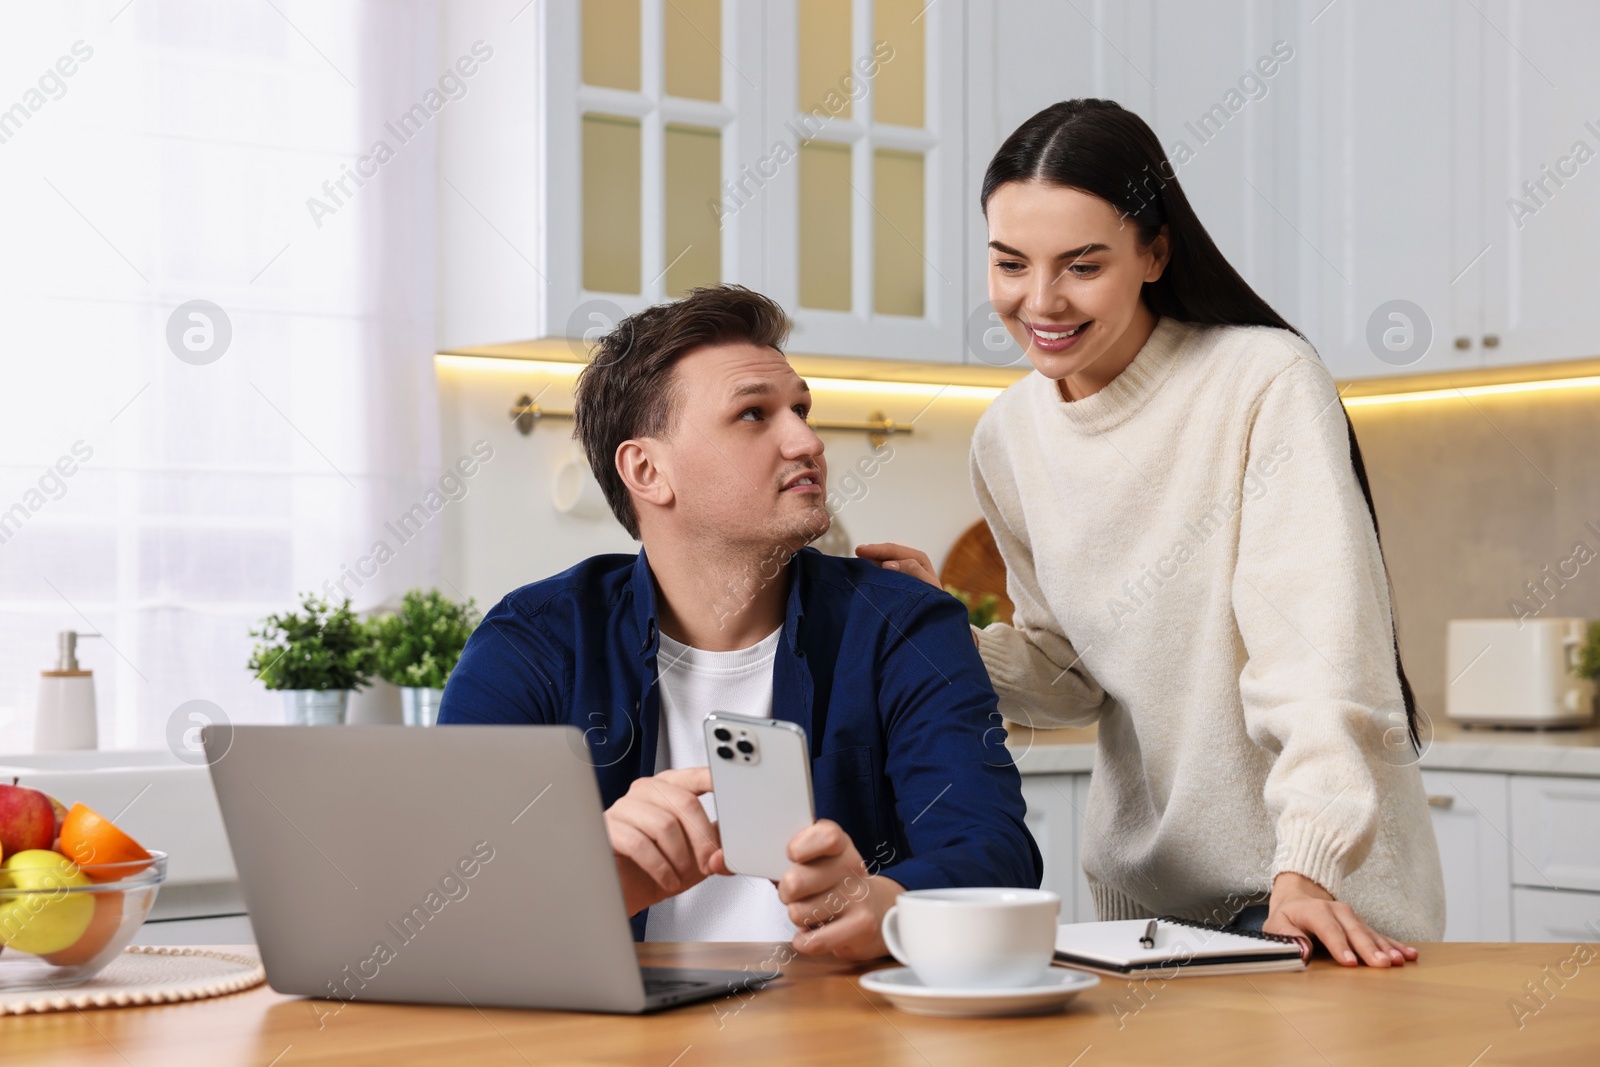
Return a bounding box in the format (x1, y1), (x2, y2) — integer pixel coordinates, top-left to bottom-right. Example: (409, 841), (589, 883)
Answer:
(0, 1), (443, 749)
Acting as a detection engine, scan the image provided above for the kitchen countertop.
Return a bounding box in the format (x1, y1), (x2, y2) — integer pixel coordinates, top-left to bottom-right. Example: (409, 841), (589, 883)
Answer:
(1006, 719), (1600, 778)
(7, 942), (1596, 1065)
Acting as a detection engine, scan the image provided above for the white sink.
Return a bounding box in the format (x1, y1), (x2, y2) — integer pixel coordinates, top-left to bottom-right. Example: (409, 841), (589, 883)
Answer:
(0, 750), (195, 771)
(0, 749), (236, 888)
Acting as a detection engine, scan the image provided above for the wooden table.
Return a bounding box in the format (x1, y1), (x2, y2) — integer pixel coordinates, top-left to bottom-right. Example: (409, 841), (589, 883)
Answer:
(6, 942), (1598, 1065)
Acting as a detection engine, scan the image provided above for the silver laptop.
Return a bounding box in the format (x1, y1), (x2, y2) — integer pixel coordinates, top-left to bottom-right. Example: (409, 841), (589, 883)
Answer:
(204, 724), (771, 1013)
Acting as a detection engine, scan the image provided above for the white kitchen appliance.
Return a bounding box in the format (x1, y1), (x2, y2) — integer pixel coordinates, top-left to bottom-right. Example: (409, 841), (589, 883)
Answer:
(1446, 618), (1596, 728)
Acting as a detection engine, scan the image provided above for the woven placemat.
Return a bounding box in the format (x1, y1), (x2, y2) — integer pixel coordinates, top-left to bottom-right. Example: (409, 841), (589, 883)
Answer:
(0, 945), (265, 1015)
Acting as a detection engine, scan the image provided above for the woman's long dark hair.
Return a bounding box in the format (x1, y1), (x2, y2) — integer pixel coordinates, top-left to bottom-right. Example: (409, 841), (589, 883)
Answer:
(983, 98), (1421, 752)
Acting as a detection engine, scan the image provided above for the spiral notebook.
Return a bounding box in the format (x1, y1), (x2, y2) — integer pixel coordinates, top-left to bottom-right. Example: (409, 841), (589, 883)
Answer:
(1053, 917), (1311, 977)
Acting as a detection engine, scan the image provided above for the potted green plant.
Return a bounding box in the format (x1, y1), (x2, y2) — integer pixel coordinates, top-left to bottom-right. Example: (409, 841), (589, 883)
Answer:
(1576, 620), (1600, 719)
(946, 586), (1001, 630)
(247, 594), (373, 725)
(368, 589), (479, 726)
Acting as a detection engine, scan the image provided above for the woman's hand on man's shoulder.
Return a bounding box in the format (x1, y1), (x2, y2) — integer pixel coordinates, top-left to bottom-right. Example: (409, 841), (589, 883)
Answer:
(855, 542), (942, 590)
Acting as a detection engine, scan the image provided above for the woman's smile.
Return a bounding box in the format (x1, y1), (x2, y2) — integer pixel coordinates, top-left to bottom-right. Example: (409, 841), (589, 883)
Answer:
(1023, 318), (1093, 353)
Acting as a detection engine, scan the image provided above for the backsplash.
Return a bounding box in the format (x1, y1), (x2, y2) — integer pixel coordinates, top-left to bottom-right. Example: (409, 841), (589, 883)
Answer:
(1351, 385), (1600, 723)
(437, 358), (1600, 727)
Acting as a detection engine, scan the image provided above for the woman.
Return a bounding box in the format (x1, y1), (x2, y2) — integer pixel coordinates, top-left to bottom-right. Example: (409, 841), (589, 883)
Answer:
(860, 99), (1445, 966)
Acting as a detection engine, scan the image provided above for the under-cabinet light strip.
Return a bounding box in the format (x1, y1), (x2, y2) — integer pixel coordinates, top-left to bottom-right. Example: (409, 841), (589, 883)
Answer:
(434, 354), (1006, 401)
(440, 354), (1600, 408)
(1341, 374), (1600, 408)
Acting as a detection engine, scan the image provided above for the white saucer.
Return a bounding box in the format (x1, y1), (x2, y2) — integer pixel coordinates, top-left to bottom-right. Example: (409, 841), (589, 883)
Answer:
(858, 966), (1100, 1017)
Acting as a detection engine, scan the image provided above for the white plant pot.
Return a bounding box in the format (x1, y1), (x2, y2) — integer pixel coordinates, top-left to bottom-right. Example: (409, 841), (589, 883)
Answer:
(283, 689), (350, 726)
(400, 687), (445, 726)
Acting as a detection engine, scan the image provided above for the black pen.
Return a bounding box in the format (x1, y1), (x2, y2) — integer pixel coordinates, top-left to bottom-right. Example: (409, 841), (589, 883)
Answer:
(1140, 919), (1157, 949)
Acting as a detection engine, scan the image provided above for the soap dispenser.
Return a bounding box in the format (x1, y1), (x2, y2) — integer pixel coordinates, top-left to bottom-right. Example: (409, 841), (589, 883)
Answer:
(35, 630), (100, 751)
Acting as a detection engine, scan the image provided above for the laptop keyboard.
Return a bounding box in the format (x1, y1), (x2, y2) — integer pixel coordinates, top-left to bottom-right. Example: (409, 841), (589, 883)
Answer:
(644, 977), (709, 994)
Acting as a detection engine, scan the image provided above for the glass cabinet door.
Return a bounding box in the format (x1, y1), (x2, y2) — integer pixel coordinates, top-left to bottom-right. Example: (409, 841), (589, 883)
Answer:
(541, 0), (963, 361)
(764, 0), (966, 361)
(542, 0), (764, 335)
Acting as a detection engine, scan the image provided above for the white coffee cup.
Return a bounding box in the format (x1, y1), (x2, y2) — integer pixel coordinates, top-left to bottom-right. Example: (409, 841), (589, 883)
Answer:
(880, 887), (1060, 989)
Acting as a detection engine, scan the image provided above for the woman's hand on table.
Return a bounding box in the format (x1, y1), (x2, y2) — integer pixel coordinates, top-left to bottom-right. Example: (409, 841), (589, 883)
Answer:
(855, 542), (941, 590)
(1266, 871), (1419, 968)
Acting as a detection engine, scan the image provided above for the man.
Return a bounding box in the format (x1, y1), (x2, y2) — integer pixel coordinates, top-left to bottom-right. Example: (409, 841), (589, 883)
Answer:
(440, 284), (1040, 961)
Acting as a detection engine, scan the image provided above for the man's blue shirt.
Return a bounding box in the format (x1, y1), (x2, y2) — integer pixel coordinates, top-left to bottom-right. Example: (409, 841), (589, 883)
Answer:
(438, 547), (1042, 939)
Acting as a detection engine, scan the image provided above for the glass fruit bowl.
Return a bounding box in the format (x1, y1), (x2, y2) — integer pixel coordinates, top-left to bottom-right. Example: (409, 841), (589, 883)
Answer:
(0, 850), (168, 990)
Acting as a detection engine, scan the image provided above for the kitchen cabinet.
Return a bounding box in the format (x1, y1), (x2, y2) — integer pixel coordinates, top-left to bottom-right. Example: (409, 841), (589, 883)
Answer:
(1360, 769), (1600, 942)
(1019, 774), (1079, 921)
(1477, 0), (1600, 367)
(1510, 775), (1600, 893)
(1301, 0), (1600, 378)
(1511, 886), (1600, 942)
(537, 0), (768, 335)
(760, 0), (968, 360)
(1017, 772), (1099, 923)
(1295, 0), (1476, 380)
(1421, 770), (1513, 941)
(1144, 4), (1302, 338)
(443, 1), (1600, 373)
(1071, 772), (1094, 922)
(444, 0), (971, 361)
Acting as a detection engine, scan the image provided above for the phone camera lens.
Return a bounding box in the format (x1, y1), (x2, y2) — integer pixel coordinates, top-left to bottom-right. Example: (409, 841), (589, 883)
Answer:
(716, 745), (735, 760)
(713, 727), (732, 742)
(735, 740), (754, 755)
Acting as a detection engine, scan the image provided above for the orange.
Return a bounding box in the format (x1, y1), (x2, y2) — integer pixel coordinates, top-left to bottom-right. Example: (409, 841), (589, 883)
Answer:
(58, 804), (151, 882)
(41, 890), (124, 967)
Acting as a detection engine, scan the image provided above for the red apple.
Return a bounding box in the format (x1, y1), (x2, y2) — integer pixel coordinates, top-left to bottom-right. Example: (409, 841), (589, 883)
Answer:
(0, 780), (56, 858)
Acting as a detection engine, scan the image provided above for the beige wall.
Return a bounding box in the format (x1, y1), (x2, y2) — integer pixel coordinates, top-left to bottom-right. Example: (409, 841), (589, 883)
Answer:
(1352, 385), (1600, 720)
(439, 359), (1600, 723)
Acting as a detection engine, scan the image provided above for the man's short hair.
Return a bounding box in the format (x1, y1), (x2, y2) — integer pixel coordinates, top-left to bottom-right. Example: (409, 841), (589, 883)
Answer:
(573, 285), (793, 539)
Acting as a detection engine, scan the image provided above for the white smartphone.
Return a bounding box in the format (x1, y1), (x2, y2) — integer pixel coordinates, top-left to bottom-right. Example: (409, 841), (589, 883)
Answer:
(703, 712), (815, 881)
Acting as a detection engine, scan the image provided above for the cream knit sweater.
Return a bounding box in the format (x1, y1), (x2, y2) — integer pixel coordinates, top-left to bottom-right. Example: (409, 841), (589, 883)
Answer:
(974, 316), (1446, 941)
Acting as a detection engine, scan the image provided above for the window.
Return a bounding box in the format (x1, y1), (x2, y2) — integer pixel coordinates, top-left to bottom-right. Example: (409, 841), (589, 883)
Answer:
(0, 7), (442, 749)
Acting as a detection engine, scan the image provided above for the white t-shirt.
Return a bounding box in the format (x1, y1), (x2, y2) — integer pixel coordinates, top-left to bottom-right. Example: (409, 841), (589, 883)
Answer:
(642, 627), (798, 943)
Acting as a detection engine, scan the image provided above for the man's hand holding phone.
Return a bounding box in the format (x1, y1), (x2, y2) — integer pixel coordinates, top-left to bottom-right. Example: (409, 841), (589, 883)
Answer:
(778, 820), (905, 961)
(604, 767), (731, 916)
(702, 712), (905, 961)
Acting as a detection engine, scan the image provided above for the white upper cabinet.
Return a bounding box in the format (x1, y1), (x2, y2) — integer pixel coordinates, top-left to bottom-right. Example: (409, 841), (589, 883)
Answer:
(1477, 0), (1600, 366)
(1300, 0), (1600, 378)
(541, 0), (768, 334)
(530, 0), (969, 362)
(761, 0), (968, 361)
(1295, 0), (1476, 380)
(441, 0), (1600, 374)
(1143, 3), (1302, 352)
